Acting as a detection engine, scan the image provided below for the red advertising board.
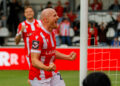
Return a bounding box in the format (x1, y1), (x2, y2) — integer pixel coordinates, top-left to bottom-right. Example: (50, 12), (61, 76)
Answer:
(0, 48), (28, 70)
(0, 48), (120, 70)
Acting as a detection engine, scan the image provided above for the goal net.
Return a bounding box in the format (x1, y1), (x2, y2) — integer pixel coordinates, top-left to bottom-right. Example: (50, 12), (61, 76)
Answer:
(87, 42), (120, 86)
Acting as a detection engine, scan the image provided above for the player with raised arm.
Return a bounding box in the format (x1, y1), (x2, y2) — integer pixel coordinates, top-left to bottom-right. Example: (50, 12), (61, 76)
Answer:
(15, 6), (42, 85)
(15, 6), (42, 64)
(29, 8), (76, 86)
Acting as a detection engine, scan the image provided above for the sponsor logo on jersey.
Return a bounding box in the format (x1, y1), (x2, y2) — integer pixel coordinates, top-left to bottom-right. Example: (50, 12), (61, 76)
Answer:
(27, 33), (32, 37)
(46, 50), (56, 55)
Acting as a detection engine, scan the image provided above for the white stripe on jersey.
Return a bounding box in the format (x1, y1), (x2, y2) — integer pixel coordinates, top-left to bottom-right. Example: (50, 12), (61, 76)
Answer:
(26, 37), (30, 56)
(31, 24), (35, 31)
(50, 56), (55, 63)
(50, 34), (54, 47)
(49, 56), (56, 76)
(37, 20), (42, 27)
(40, 56), (46, 80)
(40, 32), (48, 49)
(31, 49), (41, 53)
(41, 25), (50, 34)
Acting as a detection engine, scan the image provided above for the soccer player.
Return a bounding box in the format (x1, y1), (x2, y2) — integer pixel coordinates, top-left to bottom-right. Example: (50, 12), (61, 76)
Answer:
(15, 6), (42, 85)
(15, 6), (42, 64)
(29, 8), (76, 86)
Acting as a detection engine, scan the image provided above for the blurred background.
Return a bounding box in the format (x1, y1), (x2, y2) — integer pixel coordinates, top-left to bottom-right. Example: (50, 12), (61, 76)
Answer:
(1, 0), (120, 47)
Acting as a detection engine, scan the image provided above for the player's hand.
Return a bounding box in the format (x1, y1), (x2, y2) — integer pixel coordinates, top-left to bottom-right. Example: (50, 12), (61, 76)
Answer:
(47, 63), (56, 71)
(68, 52), (76, 61)
(21, 25), (26, 32)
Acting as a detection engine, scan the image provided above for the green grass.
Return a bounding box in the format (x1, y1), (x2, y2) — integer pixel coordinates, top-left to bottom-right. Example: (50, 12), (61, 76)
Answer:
(0, 70), (120, 86)
(60, 71), (79, 86)
(0, 70), (29, 86)
(0, 70), (79, 86)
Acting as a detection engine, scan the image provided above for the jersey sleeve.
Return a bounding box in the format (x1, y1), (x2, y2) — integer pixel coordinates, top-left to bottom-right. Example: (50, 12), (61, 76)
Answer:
(16, 23), (22, 36)
(30, 33), (43, 54)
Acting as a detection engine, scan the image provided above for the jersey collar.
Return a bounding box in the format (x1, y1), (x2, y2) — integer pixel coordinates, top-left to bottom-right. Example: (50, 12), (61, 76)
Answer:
(40, 20), (51, 34)
(26, 19), (35, 24)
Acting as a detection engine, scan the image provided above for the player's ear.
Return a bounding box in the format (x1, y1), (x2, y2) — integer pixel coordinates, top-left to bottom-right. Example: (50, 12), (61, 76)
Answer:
(45, 18), (49, 23)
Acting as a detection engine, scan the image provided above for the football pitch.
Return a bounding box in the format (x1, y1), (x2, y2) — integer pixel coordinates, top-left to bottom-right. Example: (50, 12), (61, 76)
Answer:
(0, 70), (79, 86)
(0, 70), (120, 86)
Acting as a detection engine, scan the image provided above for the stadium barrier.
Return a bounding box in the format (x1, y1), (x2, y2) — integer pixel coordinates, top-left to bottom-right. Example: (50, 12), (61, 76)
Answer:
(0, 48), (120, 70)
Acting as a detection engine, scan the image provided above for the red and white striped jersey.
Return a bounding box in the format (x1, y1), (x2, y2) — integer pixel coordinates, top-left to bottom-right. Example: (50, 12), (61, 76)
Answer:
(29, 25), (57, 80)
(59, 22), (70, 36)
(16, 19), (42, 57)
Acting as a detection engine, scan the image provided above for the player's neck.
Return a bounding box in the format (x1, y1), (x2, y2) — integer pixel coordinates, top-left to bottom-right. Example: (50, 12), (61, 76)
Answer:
(42, 23), (52, 33)
(27, 18), (34, 23)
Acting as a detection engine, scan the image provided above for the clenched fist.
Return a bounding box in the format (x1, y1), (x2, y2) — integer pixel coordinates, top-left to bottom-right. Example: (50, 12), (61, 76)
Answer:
(47, 63), (56, 71)
(68, 52), (76, 61)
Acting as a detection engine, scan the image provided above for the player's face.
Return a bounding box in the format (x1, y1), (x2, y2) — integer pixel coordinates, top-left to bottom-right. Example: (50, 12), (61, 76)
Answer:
(48, 10), (59, 29)
(24, 8), (34, 19)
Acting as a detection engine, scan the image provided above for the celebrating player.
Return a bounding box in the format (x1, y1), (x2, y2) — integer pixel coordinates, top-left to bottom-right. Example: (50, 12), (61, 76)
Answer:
(15, 6), (42, 64)
(15, 6), (42, 85)
(29, 8), (76, 86)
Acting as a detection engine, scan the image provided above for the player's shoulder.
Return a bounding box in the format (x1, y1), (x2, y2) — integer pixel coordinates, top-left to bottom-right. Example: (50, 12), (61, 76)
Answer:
(18, 21), (26, 26)
(36, 19), (42, 26)
(36, 19), (40, 22)
(17, 21), (24, 29)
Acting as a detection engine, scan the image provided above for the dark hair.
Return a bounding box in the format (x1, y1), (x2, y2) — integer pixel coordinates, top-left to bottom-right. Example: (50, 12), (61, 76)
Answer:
(24, 6), (34, 12)
(83, 72), (111, 86)
(47, 1), (52, 5)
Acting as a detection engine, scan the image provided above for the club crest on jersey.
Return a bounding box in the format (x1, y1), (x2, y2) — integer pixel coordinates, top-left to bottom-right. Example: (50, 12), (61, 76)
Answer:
(32, 40), (39, 49)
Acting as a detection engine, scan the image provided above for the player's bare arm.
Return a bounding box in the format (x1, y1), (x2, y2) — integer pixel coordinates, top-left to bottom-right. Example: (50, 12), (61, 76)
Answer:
(15, 25), (25, 45)
(56, 51), (76, 61)
(31, 52), (56, 71)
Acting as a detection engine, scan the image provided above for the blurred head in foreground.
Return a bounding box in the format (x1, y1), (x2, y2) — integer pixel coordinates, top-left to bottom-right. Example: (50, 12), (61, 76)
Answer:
(83, 72), (111, 86)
